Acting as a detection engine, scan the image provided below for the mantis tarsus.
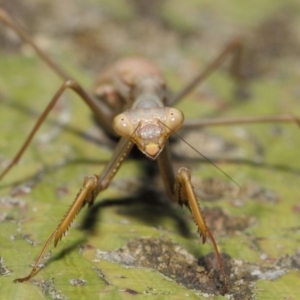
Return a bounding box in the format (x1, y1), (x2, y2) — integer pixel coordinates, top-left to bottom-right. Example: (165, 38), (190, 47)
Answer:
(0, 7), (299, 295)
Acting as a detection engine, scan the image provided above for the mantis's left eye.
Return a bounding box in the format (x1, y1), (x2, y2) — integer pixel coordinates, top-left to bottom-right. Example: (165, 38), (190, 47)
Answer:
(112, 113), (135, 138)
(164, 108), (184, 133)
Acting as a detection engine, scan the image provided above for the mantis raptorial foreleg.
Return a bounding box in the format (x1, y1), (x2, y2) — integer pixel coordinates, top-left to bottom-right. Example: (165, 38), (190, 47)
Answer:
(157, 142), (228, 293)
(14, 137), (133, 283)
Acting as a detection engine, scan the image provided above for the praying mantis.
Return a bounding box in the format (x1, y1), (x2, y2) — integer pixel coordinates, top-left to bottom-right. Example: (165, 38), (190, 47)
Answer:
(1, 5), (300, 297)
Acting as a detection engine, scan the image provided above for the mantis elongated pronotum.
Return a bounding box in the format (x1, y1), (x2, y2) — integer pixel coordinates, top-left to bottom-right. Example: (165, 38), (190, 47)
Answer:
(0, 8), (299, 295)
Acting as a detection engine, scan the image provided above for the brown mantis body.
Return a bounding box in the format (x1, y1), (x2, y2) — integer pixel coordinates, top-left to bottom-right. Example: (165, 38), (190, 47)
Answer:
(1, 7), (300, 295)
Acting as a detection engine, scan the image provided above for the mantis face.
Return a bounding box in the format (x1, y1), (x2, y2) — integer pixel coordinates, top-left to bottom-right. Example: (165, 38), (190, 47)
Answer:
(113, 106), (184, 159)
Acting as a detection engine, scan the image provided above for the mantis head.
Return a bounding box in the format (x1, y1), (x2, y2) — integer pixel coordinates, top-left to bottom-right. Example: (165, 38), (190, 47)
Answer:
(112, 107), (184, 159)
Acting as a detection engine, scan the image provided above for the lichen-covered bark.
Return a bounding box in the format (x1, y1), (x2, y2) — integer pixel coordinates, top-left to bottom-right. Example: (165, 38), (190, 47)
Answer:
(1, 1), (300, 299)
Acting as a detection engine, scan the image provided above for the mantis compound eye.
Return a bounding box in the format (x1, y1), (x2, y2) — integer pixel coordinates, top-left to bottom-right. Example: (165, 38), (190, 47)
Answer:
(164, 108), (184, 133)
(112, 113), (135, 138)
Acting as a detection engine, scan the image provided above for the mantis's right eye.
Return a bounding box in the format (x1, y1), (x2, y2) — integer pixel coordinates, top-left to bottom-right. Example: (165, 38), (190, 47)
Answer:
(112, 113), (135, 138)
